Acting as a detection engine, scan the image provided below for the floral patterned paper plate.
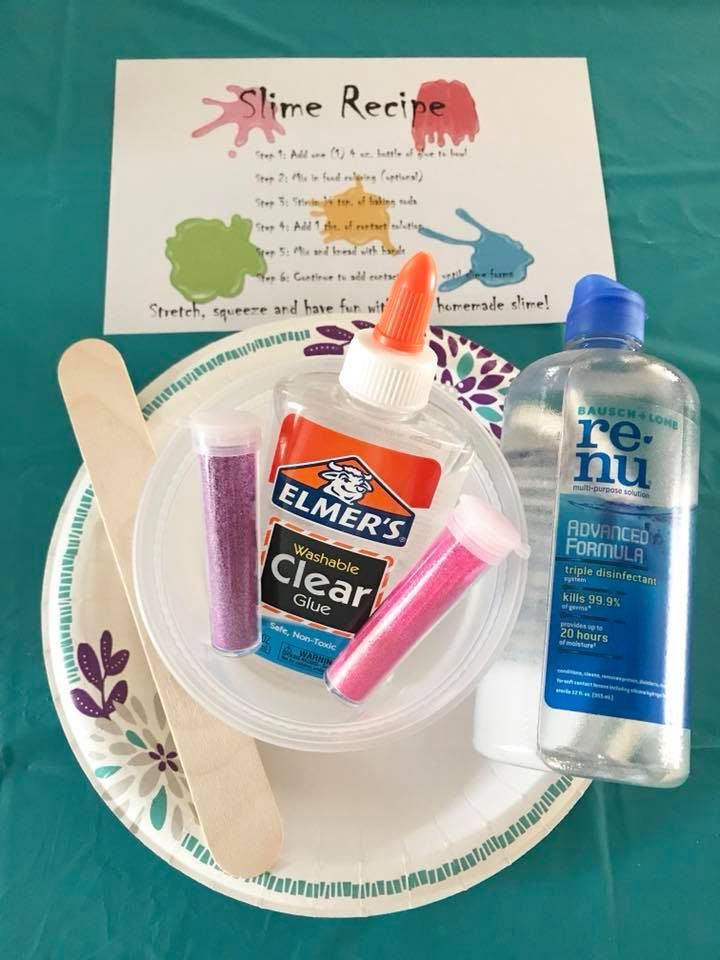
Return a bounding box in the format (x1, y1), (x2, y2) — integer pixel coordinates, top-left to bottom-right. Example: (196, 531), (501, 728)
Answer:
(42, 319), (588, 917)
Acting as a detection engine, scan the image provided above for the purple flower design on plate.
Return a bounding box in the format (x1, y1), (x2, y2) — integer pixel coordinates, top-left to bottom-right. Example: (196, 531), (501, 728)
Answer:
(429, 327), (516, 439)
(429, 326), (493, 369)
(303, 320), (374, 357)
(71, 630), (129, 719)
(148, 741), (180, 773)
(89, 693), (194, 837)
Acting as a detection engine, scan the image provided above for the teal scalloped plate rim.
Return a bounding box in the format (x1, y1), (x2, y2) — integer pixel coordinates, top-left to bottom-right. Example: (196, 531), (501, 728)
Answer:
(42, 319), (589, 917)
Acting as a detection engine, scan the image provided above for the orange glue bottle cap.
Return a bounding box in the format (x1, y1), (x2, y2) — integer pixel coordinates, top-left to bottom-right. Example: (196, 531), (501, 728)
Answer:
(373, 251), (438, 353)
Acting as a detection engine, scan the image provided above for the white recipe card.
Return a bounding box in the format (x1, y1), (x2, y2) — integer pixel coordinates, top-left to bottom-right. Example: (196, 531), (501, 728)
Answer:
(104, 58), (614, 333)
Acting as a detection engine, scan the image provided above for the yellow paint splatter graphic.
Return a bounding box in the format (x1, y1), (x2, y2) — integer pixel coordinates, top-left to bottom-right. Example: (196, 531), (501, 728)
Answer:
(309, 176), (397, 253)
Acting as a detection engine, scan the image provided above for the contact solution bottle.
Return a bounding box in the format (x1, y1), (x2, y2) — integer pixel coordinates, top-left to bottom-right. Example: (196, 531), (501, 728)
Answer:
(475, 275), (699, 786)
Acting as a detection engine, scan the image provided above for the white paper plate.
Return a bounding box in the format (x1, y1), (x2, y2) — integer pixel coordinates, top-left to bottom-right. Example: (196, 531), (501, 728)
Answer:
(42, 320), (588, 916)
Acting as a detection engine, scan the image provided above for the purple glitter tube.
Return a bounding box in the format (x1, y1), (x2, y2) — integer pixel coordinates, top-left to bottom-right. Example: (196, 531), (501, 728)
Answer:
(191, 412), (262, 657)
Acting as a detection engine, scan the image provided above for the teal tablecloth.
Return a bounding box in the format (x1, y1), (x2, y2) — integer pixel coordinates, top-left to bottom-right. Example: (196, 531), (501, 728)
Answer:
(3, 1), (719, 956)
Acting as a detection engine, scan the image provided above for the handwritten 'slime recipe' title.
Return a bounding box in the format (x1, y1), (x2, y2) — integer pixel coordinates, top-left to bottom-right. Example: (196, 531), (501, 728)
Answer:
(231, 86), (446, 122)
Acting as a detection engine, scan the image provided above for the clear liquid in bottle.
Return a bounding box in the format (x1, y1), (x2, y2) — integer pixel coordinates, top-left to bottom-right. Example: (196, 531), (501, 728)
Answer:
(475, 275), (699, 786)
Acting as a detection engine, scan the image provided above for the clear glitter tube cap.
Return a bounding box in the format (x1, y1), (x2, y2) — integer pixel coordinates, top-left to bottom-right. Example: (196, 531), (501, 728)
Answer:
(190, 410), (262, 456)
(447, 494), (530, 565)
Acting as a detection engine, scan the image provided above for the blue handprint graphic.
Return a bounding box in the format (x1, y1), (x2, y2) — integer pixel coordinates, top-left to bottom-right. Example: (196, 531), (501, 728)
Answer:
(419, 209), (534, 292)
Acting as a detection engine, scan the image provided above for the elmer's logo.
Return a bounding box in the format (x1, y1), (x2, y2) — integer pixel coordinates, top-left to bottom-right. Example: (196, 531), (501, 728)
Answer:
(319, 460), (373, 504)
(272, 456), (415, 545)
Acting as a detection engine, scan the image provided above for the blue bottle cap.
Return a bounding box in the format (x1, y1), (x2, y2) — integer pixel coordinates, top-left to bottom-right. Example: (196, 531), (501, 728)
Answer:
(565, 274), (645, 344)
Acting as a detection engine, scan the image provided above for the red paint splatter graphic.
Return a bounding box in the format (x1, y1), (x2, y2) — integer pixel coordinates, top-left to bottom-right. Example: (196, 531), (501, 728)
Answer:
(411, 80), (479, 152)
(192, 85), (285, 149)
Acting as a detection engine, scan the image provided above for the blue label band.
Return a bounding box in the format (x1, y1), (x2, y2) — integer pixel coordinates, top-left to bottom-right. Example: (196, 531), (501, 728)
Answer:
(544, 494), (694, 727)
(258, 615), (350, 678)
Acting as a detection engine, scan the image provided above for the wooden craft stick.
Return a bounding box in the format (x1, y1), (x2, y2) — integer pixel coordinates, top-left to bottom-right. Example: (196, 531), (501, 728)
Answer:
(58, 338), (283, 877)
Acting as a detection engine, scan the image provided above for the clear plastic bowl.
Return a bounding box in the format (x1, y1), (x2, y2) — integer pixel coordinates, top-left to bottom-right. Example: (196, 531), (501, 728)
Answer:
(133, 359), (527, 751)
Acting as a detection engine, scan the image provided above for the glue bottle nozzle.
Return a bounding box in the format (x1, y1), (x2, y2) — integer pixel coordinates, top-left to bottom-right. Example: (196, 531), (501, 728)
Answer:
(372, 251), (438, 354)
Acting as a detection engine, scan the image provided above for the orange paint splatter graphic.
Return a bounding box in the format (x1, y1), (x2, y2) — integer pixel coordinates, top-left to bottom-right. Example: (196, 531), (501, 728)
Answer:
(309, 176), (397, 253)
(192, 85), (285, 149)
(411, 80), (479, 151)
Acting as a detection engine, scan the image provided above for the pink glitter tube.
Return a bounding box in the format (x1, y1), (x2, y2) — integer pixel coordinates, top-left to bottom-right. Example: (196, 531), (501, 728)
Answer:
(191, 412), (262, 657)
(325, 495), (529, 703)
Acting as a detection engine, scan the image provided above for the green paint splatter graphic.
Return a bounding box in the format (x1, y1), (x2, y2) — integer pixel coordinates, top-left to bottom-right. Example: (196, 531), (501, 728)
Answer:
(165, 215), (266, 303)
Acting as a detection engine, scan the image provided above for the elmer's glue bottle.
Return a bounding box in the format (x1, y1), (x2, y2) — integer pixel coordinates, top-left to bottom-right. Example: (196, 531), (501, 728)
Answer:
(259, 252), (472, 678)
